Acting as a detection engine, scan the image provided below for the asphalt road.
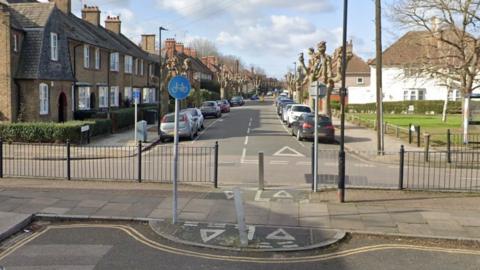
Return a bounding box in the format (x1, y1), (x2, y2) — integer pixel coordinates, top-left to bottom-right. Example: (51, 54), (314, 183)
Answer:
(1, 223), (479, 270)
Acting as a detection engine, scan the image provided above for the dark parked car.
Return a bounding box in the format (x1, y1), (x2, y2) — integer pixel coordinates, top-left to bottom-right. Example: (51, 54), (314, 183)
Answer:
(250, 94), (259, 100)
(217, 100), (231, 113)
(291, 113), (335, 142)
(200, 101), (222, 118)
(277, 99), (294, 115)
(230, 96), (245, 106)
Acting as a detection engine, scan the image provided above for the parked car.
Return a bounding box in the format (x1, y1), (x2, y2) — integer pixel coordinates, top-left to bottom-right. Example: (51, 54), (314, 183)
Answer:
(230, 96), (245, 106)
(282, 104), (295, 123)
(266, 91), (273, 96)
(201, 101), (222, 118)
(250, 94), (259, 100)
(216, 100), (231, 113)
(287, 105), (312, 127)
(160, 112), (198, 142)
(277, 99), (294, 115)
(275, 96), (288, 107)
(181, 108), (204, 131)
(291, 113), (335, 142)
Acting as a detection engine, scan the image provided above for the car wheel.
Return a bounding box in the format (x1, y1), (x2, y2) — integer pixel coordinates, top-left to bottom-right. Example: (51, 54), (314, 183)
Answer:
(297, 130), (303, 141)
(287, 122), (291, 128)
(190, 132), (195, 141)
(201, 124), (205, 130)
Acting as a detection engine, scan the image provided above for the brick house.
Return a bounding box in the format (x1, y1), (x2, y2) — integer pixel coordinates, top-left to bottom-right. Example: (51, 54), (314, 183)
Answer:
(0, 0), (159, 123)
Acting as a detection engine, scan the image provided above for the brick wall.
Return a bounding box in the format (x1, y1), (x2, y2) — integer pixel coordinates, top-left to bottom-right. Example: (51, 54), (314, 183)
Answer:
(0, 6), (13, 122)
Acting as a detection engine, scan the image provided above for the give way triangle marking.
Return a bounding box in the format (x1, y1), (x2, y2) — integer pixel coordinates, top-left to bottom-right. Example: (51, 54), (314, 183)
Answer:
(273, 146), (305, 157)
(224, 191), (234, 200)
(273, 190), (293, 199)
(266, 228), (295, 241)
(200, 229), (225, 243)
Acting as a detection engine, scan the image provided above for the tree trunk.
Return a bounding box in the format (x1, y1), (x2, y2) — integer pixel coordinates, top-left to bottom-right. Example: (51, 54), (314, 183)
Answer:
(220, 87), (225, 99)
(462, 96), (469, 144)
(325, 88), (332, 118)
(161, 89), (169, 116)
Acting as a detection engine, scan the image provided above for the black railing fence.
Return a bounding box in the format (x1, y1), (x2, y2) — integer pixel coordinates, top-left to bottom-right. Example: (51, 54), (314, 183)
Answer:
(0, 139), (218, 186)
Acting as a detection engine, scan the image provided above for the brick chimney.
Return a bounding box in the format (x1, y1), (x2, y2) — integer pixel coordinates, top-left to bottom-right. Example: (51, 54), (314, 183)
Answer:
(105, 16), (121, 34)
(175, 42), (184, 54)
(82, 5), (100, 26)
(49, 0), (71, 14)
(165, 38), (176, 57)
(141, 34), (156, 54)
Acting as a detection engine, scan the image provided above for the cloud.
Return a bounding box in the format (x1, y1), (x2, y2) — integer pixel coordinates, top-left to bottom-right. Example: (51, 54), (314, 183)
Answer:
(155, 0), (334, 18)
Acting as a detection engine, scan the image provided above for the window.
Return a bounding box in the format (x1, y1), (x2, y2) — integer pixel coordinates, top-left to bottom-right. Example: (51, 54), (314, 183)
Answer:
(134, 59), (139, 75)
(99, 87), (108, 108)
(110, 86), (119, 107)
(95, 48), (100, 70)
(39, 83), (49, 115)
(124, 87), (132, 102)
(13, 34), (18, 52)
(78, 87), (91, 110)
(110, 52), (119, 71)
(403, 88), (426, 101)
(140, 60), (144, 76)
(356, 77), (364, 85)
(124, 55), (133, 74)
(143, 88), (156, 103)
(83, 45), (90, 68)
(50, 33), (58, 61)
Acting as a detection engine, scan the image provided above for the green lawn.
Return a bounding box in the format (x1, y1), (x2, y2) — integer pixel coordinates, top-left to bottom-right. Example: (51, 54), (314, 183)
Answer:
(351, 113), (463, 134)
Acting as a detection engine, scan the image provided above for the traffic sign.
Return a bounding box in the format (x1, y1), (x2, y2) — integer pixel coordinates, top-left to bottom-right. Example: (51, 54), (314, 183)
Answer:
(168, 75), (191, 100)
(309, 82), (327, 98)
(133, 90), (141, 104)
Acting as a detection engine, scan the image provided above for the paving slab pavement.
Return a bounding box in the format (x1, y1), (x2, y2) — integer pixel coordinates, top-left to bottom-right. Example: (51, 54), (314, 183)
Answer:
(0, 180), (480, 250)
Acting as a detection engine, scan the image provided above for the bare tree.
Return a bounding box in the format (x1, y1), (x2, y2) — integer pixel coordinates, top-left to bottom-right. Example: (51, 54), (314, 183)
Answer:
(392, 0), (480, 136)
(188, 38), (220, 58)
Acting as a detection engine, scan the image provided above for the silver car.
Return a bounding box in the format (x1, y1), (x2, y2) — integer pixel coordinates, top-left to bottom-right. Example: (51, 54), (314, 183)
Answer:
(160, 112), (198, 142)
(282, 103), (295, 123)
(182, 108), (204, 131)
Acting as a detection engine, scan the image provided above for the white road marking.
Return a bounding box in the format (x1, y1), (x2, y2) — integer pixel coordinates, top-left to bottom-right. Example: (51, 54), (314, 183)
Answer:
(270, 161), (289, 165)
(219, 162), (236, 166)
(353, 164), (376, 168)
(247, 128), (251, 134)
(208, 223), (227, 228)
(273, 146), (305, 157)
(254, 190), (270, 202)
(183, 222), (199, 227)
(241, 148), (247, 163)
(296, 161), (311, 166)
(224, 191), (234, 200)
(242, 160), (258, 164)
(244, 136), (249, 145)
(200, 229), (225, 243)
(266, 228), (296, 241)
(273, 190), (293, 199)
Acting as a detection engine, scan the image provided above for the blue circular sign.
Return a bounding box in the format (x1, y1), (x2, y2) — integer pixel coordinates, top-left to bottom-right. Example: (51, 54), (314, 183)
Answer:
(168, 75), (191, 100)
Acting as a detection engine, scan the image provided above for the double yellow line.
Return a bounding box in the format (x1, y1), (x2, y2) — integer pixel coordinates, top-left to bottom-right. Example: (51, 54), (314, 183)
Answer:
(1, 224), (479, 264)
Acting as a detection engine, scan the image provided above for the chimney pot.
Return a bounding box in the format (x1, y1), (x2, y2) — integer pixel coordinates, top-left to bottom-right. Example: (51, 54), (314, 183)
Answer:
(105, 15), (121, 34)
(49, 0), (71, 14)
(82, 5), (101, 26)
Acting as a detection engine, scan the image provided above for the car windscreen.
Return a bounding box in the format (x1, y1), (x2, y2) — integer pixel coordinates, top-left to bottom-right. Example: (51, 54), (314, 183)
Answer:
(305, 115), (332, 126)
(164, 114), (185, 123)
(292, 106), (311, 113)
(202, 102), (216, 107)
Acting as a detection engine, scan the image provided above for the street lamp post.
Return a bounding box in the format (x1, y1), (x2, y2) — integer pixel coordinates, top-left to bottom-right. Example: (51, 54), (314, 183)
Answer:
(338, 0), (348, 203)
(158, 26), (168, 135)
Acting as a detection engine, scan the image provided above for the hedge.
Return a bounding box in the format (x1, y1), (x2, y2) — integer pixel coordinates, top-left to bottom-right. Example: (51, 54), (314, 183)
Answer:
(0, 119), (112, 143)
(110, 106), (158, 132)
(347, 100), (462, 115)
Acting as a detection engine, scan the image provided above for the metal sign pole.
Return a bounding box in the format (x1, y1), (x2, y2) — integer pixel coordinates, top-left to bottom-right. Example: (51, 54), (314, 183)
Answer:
(314, 84), (319, 192)
(172, 98), (180, 224)
(134, 96), (138, 142)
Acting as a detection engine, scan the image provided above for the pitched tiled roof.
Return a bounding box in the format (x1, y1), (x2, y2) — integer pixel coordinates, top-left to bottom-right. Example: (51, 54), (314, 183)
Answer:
(15, 29), (43, 79)
(346, 54), (370, 75)
(369, 31), (432, 66)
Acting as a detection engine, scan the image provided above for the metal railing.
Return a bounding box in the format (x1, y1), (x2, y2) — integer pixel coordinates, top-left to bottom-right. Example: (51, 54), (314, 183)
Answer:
(0, 139), (218, 186)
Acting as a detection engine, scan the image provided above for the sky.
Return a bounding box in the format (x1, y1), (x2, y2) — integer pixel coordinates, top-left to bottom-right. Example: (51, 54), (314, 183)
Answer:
(61, 0), (401, 79)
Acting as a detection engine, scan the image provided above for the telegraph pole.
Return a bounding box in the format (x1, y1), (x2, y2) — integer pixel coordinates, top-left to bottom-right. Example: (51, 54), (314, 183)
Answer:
(375, 0), (384, 154)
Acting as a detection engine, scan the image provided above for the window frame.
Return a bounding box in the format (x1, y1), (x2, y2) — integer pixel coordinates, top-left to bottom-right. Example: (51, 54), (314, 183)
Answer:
(140, 60), (144, 76)
(124, 55), (133, 74)
(50, 32), (58, 61)
(95, 47), (100, 70)
(110, 52), (119, 72)
(356, 77), (364, 85)
(83, 45), (90, 69)
(78, 87), (91, 111)
(99, 86), (108, 108)
(110, 86), (119, 107)
(13, 34), (18, 53)
(39, 83), (49, 115)
(124, 87), (132, 103)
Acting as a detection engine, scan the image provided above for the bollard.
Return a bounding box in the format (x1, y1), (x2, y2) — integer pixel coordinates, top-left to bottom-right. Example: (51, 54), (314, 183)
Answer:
(447, 129), (452, 163)
(416, 126), (421, 147)
(258, 152), (264, 190)
(399, 145), (404, 190)
(408, 124), (412, 144)
(66, 140), (71, 180)
(214, 141), (219, 188)
(424, 134), (430, 162)
(137, 141), (142, 183)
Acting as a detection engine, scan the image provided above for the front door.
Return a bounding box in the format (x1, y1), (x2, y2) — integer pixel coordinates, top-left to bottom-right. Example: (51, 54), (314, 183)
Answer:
(58, 92), (67, 122)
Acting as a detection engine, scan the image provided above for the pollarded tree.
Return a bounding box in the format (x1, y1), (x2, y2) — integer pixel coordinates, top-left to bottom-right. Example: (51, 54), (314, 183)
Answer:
(392, 0), (480, 138)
